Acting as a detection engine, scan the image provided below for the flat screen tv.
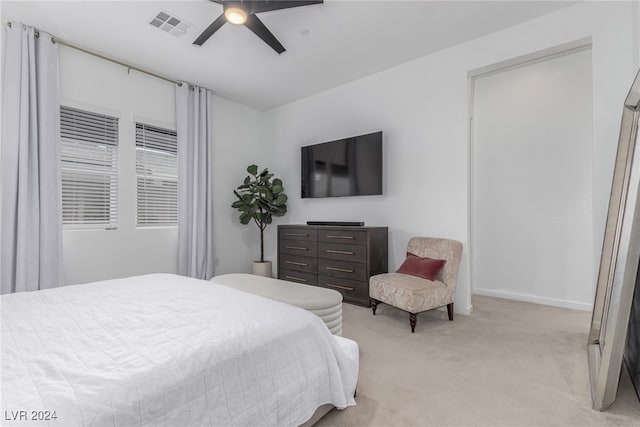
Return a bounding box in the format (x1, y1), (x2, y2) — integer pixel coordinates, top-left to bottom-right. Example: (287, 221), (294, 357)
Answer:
(301, 131), (382, 198)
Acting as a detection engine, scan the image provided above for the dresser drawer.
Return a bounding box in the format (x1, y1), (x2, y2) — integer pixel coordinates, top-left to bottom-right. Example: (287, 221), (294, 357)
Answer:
(279, 254), (317, 274)
(280, 240), (317, 257)
(280, 228), (318, 242)
(318, 275), (369, 306)
(318, 259), (366, 281)
(318, 242), (366, 263)
(318, 229), (367, 245)
(279, 269), (317, 286)
(278, 225), (388, 309)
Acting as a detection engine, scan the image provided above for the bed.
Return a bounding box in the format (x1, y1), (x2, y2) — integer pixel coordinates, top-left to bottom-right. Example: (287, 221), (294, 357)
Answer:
(1, 274), (358, 426)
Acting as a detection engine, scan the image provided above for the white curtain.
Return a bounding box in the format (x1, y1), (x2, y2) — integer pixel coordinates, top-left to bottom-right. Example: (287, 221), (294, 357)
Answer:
(176, 83), (215, 279)
(0, 22), (62, 294)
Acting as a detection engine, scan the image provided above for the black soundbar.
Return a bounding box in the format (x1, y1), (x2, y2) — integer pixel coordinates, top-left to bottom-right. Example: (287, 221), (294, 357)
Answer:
(306, 221), (364, 226)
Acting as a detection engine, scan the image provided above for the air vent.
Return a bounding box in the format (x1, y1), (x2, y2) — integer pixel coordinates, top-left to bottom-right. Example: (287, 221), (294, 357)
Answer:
(149, 11), (191, 37)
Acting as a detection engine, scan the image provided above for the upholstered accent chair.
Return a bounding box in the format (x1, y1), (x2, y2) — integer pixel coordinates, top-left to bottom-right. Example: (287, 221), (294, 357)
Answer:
(369, 237), (463, 332)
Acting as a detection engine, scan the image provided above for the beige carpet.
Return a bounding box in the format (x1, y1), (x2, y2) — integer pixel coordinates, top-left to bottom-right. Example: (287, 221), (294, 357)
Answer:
(318, 296), (640, 427)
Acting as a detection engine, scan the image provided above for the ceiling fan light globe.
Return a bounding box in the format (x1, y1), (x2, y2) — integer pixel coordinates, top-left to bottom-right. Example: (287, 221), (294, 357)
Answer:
(225, 7), (248, 25)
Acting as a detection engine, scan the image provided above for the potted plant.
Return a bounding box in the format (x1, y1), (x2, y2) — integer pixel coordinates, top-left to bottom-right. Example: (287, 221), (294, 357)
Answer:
(231, 164), (288, 277)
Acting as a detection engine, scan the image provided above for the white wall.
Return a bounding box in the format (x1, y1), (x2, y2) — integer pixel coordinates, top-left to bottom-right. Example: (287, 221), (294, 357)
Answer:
(59, 47), (268, 285)
(4, 2), (638, 302)
(264, 2), (638, 314)
(59, 47), (178, 285)
(211, 98), (274, 274)
(472, 48), (593, 311)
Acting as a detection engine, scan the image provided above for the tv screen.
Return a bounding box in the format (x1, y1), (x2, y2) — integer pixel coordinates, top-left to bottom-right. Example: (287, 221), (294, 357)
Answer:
(301, 131), (382, 198)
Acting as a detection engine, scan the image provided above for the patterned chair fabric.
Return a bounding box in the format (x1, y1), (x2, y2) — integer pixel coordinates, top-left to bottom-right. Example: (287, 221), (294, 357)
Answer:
(369, 237), (463, 332)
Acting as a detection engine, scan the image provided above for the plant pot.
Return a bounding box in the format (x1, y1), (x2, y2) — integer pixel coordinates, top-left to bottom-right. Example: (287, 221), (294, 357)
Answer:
(252, 261), (272, 277)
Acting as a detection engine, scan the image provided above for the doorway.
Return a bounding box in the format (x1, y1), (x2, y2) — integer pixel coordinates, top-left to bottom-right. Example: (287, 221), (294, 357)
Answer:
(469, 46), (594, 310)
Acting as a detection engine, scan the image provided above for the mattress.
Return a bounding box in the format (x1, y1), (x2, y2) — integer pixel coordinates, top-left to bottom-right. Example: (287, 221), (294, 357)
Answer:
(1, 274), (358, 426)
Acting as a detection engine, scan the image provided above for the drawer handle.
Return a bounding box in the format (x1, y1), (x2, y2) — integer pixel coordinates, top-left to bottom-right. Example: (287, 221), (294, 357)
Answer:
(286, 246), (308, 251)
(285, 260), (308, 267)
(326, 235), (355, 240)
(326, 283), (354, 291)
(285, 275), (307, 282)
(326, 249), (355, 255)
(286, 233), (308, 237)
(326, 266), (354, 273)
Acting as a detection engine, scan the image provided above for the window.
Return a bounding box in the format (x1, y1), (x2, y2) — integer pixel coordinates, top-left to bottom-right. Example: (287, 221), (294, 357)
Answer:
(60, 106), (118, 229)
(135, 123), (178, 226)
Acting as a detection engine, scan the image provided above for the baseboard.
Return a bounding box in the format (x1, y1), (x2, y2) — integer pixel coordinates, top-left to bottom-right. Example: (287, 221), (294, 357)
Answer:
(473, 288), (593, 312)
(466, 304), (474, 315)
(437, 304), (473, 316)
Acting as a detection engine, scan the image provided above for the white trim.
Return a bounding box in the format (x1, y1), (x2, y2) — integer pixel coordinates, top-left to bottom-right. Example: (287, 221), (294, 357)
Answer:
(468, 37), (592, 79)
(437, 304), (473, 316)
(134, 122), (178, 227)
(457, 305), (473, 316)
(467, 78), (475, 297)
(132, 114), (176, 133)
(60, 105), (119, 230)
(60, 98), (123, 121)
(467, 39), (594, 303)
(474, 287), (593, 312)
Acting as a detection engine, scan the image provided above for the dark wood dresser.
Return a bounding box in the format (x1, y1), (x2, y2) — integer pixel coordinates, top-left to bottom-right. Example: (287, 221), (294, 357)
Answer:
(277, 224), (388, 306)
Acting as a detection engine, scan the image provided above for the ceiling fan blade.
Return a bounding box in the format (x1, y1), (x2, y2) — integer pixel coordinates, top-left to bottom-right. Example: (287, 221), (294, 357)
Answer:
(247, 0), (323, 14)
(193, 13), (227, 46)
(244, 14), (285, 54)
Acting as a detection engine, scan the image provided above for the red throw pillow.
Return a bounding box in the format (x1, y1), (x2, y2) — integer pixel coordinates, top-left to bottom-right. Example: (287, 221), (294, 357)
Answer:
(396, 253), (446, 281)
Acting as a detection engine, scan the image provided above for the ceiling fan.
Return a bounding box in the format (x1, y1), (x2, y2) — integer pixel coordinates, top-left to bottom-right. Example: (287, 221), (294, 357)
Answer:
(194, 0), (323, 54)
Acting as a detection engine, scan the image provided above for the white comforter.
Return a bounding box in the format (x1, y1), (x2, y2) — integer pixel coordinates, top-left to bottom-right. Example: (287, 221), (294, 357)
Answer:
(1, 274), (357, 426)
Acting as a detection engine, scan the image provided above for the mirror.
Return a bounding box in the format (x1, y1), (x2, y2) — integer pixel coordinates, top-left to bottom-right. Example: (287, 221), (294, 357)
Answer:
(624, 262), (640, 401)
(588, 69), (640, 411)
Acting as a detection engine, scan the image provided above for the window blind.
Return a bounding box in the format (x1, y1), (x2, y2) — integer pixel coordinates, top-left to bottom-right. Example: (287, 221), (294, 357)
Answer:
(135, 123), (178, 226)
(60, 106), (119, 228)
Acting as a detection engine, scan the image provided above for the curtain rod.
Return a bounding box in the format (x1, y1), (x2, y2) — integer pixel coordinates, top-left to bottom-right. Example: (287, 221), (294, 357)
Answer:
(6, 21), (182, 87)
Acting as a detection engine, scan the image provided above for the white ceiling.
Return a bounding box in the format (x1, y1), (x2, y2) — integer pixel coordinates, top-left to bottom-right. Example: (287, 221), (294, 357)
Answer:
(1, 1), (577, 111)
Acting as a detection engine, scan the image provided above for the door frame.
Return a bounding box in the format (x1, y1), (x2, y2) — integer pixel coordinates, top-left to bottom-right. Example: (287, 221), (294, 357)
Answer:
(466, 38), (593, 303)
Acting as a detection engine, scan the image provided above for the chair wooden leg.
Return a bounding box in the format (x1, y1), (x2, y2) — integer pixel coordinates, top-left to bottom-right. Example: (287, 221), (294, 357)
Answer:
(447, 303), (454, 321)
(409, 313), (417, 333)
(370, 298), (378, 315)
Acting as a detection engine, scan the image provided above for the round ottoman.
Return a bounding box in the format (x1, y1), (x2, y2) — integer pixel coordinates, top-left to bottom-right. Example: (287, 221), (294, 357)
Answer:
(210, 273), (343, 335)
